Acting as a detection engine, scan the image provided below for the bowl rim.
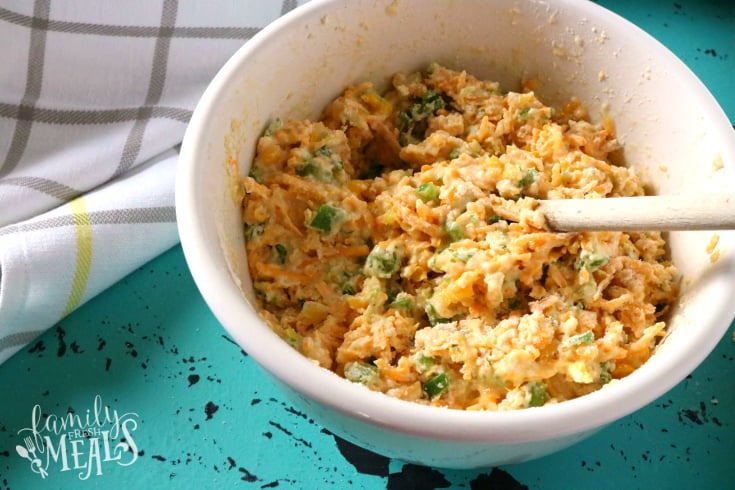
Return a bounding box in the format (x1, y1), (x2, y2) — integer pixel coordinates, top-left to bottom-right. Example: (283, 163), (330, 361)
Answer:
(176, 0), (735, 444)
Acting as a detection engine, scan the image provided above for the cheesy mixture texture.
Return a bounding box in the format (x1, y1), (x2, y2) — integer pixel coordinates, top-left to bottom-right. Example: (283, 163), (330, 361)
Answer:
(241, 63), (680, 410)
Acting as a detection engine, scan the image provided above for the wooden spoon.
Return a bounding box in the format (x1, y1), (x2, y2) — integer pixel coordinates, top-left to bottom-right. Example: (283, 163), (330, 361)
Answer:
(538, 193), (735, 232)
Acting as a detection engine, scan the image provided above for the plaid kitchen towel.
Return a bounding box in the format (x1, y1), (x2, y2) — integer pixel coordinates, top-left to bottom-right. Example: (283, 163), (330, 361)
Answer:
(0, 0), (306, 365)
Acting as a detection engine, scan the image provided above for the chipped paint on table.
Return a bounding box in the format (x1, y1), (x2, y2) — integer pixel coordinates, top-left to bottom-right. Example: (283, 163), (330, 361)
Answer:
(1, 1), (734, 488)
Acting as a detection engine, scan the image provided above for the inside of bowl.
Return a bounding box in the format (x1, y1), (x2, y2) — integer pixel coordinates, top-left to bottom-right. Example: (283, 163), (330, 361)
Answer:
(212, 0), (735, 402)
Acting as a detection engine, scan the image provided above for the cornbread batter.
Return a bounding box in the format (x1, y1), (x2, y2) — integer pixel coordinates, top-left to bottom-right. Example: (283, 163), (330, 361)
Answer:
(241, 63), (680, 410)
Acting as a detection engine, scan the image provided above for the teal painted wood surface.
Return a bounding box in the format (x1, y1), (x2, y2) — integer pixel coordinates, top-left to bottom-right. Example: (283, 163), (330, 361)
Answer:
(1, 1), (734, 488)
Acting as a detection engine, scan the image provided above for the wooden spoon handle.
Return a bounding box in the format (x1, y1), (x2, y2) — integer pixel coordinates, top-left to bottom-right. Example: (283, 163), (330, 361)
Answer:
(538, 194), (735, 232)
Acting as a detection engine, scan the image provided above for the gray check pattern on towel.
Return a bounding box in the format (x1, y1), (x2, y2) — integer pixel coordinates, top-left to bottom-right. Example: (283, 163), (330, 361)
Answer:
(0, 0), (305, 365)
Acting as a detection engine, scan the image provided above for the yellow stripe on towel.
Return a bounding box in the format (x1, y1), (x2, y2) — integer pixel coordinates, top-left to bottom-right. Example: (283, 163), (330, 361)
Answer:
(63, 197), (93, 316)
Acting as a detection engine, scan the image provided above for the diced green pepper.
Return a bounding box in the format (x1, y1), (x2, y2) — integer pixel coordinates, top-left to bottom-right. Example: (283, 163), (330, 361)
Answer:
(565, 330), (594, 347)
(397, 111), (413, 133)
(423, 372), (449, 398)
(575, 279), (597, 306)
(339, 271), (357, 295)
(282, 327), (302, 348)
(315, 146), (332, 157)
(416, 182), (439, 202)
(245, 222), (265, 240)
(273, 244), (288, 264)
(308, 204), (341, 233)
(528, 381), (550, 407)
(425, 304), (453, 325)
(451, 248), (474, 262)
(365, 248), (400, 278)
(391, 296), (413, 309)
(576, 248), (609, 271)
(344, 361), (378, 384)
(415, 355), (434, 373)
(585, 257), (607, 269)
(445, 222), (464, 242)
(398, 90), (446, 141)
(296, 161), (328, 180)
(518, 169), (539, 188)
(248, 165), (262, 183)
(518, 106), (532, 121)
(599, 362), (613, 384)
(296, 145), (343, 182)
(415, 90), (445, 118)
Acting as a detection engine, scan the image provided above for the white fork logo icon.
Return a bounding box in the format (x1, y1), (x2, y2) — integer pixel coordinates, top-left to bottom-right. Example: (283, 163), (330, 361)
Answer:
(15, 436), (48, 479)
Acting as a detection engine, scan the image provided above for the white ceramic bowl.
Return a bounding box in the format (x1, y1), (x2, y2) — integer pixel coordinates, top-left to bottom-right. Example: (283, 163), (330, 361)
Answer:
(176, 0), (735, 468)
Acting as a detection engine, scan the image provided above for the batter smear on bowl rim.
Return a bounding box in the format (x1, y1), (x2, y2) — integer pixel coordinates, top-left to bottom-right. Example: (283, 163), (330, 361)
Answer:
(240, 63), (680, 410)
